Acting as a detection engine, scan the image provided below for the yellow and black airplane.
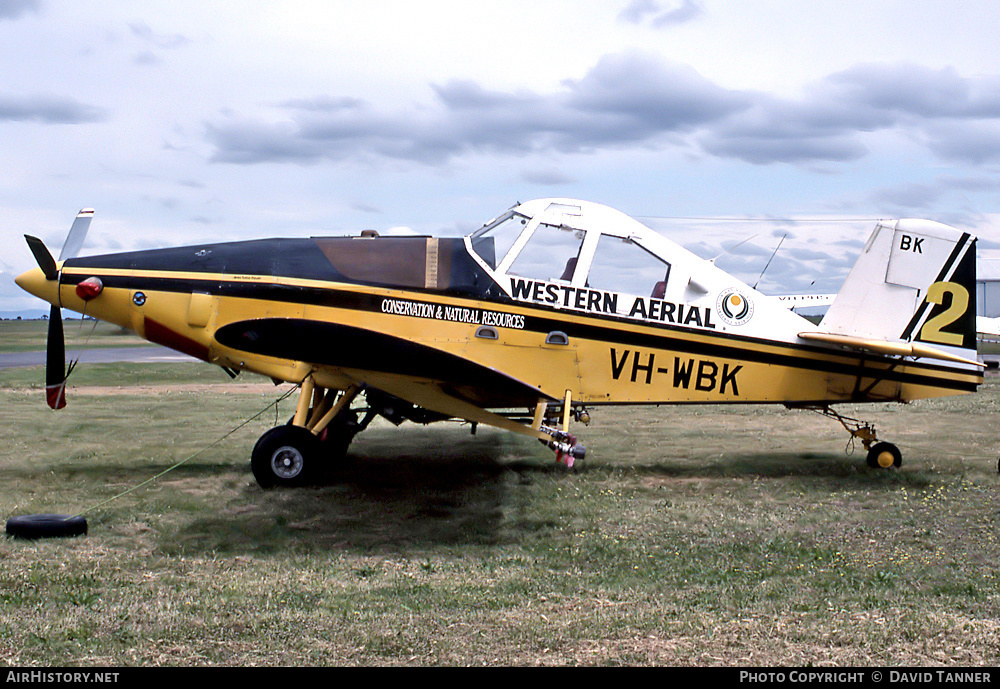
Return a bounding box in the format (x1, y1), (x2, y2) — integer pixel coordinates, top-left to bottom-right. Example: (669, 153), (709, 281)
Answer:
(16, 199), (983, 487)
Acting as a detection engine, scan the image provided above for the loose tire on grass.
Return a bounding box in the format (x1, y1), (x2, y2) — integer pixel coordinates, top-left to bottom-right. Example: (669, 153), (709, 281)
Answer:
(6, 514), (87, 540)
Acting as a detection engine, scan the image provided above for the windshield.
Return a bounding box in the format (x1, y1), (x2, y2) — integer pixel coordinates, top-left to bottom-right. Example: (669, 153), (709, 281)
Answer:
(470, 212), (528, 270)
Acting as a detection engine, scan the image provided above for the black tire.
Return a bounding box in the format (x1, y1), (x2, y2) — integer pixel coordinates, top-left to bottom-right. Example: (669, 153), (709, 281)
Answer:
(251, 425), (320, 488)
(6, 514), (87, 540)
(866, 441), (902, 469)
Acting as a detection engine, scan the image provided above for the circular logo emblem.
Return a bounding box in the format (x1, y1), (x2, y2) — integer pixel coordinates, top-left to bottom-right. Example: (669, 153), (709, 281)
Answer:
(716, 288), (753, 326)
(132, 291), (146, 306)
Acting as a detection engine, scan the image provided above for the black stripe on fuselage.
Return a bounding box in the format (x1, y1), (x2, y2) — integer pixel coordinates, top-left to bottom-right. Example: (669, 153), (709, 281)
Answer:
(214, 318), (555, 408)
(61, 270), (980, 393)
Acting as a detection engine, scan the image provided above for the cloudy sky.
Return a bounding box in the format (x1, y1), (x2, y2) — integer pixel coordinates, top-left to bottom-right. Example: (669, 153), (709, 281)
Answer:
(4, 0), (1000, 313)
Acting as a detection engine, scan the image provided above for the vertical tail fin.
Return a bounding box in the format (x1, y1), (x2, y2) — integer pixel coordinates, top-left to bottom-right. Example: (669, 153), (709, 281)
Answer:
(819, 219), (977, 360)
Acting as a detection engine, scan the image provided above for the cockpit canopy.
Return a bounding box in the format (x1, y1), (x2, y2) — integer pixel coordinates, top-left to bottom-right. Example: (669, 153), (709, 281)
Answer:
(469, 200), (681, 301)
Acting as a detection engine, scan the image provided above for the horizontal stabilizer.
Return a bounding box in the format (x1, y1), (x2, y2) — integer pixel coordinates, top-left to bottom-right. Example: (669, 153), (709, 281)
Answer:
(798, 331), (983, 367)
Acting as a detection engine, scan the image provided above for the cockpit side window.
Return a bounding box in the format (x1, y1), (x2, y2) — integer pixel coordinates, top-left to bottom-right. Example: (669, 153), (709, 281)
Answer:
(470, 212), (528, 270)
(586, 235), (671, 298)
(508, 223), (586, 282)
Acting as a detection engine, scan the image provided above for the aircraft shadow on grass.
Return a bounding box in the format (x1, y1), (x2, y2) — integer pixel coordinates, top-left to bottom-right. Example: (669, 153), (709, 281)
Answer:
(4, 426), (922, 553)
(162, 433), (921, 554)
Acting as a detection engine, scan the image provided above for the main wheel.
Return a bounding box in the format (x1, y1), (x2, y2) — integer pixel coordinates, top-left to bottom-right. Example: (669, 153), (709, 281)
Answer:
(251, 425), (321, 488)
(866, 441), (902, 469)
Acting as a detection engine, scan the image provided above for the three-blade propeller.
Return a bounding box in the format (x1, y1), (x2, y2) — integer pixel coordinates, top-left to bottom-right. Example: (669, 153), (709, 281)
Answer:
(23, 209), (94, 409)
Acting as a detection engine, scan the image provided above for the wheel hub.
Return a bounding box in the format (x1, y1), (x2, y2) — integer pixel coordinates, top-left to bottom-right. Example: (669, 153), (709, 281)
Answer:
(271, 445), (304, 479)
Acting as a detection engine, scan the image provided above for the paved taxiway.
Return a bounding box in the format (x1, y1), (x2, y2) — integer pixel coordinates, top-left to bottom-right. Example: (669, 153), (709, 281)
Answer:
(0, 346), (196, 369)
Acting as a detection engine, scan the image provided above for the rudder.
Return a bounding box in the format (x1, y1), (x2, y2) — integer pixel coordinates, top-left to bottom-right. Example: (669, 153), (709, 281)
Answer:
(820, 219), (977, 358)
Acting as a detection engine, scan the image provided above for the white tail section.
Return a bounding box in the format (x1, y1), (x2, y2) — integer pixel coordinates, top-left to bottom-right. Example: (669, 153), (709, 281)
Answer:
(819, 219), (977, 358)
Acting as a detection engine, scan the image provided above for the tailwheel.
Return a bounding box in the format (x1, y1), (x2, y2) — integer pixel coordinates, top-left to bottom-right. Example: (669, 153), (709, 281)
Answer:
(251, 425), (320, 488)
(866, 441), (902, 470)
(807, 406), (902, 470)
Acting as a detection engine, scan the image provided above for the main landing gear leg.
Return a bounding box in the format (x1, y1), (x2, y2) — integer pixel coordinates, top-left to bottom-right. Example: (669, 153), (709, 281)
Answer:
(815, 407), (902, 469)
(251, 379), (364, 488)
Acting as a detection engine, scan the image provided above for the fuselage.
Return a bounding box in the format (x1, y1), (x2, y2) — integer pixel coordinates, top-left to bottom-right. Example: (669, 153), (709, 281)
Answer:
(16, 230), (982, 410)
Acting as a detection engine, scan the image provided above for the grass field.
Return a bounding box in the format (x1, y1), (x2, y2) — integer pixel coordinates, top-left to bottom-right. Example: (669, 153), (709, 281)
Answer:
(0, 319), (147, 353)
(1, 321), (998, 666)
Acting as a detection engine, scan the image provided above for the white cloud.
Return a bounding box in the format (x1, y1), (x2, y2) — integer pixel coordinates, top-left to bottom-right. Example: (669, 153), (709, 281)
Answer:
(202, 52), (1000, 174)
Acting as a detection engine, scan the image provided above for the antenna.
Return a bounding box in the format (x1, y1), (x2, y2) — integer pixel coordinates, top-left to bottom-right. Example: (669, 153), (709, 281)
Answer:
(709, 233), (758, 264)
(754, 233), (787, 290)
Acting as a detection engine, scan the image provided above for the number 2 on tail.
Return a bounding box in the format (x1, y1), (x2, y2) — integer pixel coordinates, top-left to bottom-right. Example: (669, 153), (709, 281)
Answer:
(919, 281), (969, 346)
